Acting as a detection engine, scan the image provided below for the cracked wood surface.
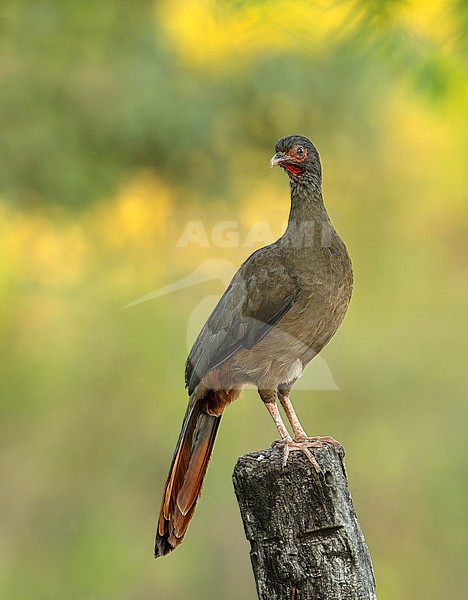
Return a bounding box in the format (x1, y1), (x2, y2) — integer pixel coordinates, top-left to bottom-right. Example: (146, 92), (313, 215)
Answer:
(232, 445), (376, 600)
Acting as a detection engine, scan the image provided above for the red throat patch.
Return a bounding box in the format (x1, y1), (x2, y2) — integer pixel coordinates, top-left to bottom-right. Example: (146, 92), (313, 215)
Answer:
(282, 164), (302, 176)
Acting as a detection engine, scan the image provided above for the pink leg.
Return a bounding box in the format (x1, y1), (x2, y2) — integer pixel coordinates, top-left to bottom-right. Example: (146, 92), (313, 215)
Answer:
(263, 401), (321, 472)
(278, 392), (343, 450)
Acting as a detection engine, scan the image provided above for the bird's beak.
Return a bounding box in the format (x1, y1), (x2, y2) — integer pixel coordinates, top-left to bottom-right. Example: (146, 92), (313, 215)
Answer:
(270, 152), (285, 168)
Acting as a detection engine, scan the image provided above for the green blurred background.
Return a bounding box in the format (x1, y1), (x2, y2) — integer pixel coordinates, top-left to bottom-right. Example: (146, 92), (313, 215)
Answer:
(1, 1), (467, 598)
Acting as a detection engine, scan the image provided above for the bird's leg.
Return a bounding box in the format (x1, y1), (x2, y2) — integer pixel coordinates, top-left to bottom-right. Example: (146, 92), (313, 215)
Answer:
(258, 389), (320, 471)
(277, 384), (343, 451)
(277, 383), (307, 440)
(263, 398), (292, 442)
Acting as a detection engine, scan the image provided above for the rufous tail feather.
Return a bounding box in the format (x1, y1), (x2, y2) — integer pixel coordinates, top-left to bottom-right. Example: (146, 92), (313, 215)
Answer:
(155, 396), (221, 557)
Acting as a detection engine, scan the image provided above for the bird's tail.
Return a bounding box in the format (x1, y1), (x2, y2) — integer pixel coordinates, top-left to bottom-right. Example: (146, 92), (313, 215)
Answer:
(155, 395), (222, 557)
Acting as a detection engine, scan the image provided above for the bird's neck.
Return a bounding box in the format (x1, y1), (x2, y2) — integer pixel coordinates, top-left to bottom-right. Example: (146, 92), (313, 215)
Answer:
(284, 181), (331, 243)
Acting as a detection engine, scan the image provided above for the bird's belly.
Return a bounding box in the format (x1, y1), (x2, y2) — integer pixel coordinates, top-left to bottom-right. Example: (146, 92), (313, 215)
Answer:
(228, 325), (312, 389)
(228, 280), (351, 389)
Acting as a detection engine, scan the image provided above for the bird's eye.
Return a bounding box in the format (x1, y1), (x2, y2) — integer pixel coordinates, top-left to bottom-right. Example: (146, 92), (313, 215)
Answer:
(296, 146), (304, 156)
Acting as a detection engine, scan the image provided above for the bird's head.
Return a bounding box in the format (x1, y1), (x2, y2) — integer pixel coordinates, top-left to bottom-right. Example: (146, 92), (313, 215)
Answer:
(270, 135), (321, 186)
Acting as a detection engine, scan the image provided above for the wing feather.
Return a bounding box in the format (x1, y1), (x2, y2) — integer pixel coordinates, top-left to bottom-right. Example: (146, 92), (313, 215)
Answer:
(185, 246), (300, 394)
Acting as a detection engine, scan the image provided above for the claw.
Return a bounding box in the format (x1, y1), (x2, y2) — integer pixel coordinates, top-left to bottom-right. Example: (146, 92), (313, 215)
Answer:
(295, 436), (345, 456)
(282, 443), (290, 467)
(274, 439), (322, 472)
(273, 435), (345, 472)
(299, 446), (320, 472)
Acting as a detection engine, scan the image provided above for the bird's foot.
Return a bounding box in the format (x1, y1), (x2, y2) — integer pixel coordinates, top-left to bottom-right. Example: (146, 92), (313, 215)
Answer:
(296, 435), (344, 450)
(273, 436), (345, 471)
(272, 439), (323, 472)
(295, 435), (345, 458)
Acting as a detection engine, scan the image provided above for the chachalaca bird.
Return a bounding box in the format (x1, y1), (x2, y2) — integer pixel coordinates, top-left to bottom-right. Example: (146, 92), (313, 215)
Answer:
(155, 134), (353, 557)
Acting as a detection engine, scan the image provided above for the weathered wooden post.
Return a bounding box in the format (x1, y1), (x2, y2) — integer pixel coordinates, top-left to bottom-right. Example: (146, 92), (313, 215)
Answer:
(232, 444), (376, 600)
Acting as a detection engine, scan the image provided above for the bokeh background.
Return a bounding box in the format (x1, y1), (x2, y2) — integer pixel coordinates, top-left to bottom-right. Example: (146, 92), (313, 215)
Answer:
(1, 1), (467, 598)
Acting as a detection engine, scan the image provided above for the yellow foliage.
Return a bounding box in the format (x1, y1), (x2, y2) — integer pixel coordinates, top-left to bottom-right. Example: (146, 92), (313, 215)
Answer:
(0, 171), (173, 288)
(156, 0), (455, 69)
(88, 171), (171, 251)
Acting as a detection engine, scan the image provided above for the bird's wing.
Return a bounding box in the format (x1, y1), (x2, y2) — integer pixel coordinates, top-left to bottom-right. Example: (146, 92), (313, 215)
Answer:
(185, 245), (300, 394)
